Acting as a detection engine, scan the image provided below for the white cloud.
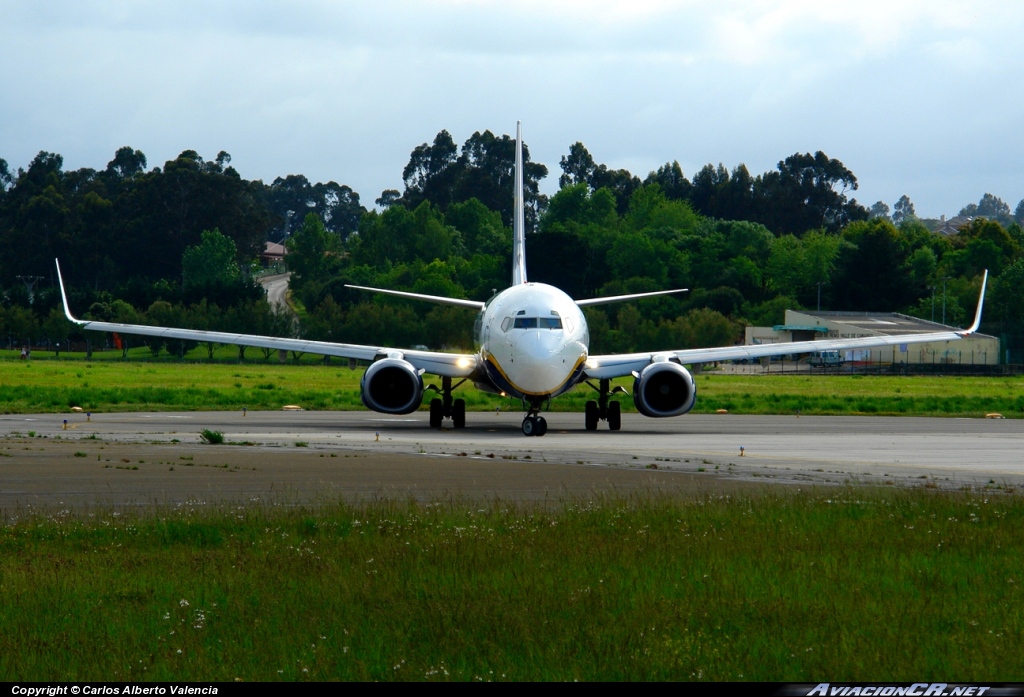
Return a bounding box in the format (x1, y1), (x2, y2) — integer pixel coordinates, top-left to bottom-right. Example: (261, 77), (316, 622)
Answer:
(2, 1), (1024, 215)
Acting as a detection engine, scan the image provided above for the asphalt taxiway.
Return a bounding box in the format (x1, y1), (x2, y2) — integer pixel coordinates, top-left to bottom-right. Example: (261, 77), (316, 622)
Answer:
(0, 410), (1020, 509)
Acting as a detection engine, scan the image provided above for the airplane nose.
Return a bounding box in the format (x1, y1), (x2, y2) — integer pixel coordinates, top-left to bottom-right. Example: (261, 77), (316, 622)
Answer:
(515, 330), (560, 359)
(511, 331), (573, 394)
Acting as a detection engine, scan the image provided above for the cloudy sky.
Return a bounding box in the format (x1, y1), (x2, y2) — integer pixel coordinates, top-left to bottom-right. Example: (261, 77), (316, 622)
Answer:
(2, 1), (1023, 219)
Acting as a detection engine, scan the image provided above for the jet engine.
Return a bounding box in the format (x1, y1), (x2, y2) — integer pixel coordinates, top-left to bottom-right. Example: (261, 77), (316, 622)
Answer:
(360, 358), (424, 415)
(632, 361), (696, 418)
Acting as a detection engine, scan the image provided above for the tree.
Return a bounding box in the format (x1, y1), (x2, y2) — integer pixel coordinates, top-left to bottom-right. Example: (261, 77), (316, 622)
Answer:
(892, 195), (915, 226)
(966, 193), (1013, 227)
(766, 234), (805, 295)
(832, 219), (916, 311)
(114, 150), (273, 281)
(285, 213), (342, 289)
(376, 189), (401, 208)
(402, 130), (460, 207)
(0, 157), (12, 192)
(946, 218), (1019, 277)
(453, 130), (541, 223)
(795, 228), (844, 307)
(557, 141), (640, 214)
(868, 201), (890, 220)
(104, 146), (147, 182)
(675, 308), (738, 350)
(182, 228), (241, 288)
(559, 142), (597, 189)
(446, 198), (509, 257)
(266, 175), (366, 241)
(990, 257), (1024, 330)
(400, 129), (548, 229)
(756, 152), (866, 234)
(644, 161), (691, 201)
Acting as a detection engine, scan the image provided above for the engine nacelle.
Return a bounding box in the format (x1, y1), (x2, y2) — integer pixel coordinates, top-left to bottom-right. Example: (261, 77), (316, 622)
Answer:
(360, 358), (424, 415)
(632, 361), (696, 418)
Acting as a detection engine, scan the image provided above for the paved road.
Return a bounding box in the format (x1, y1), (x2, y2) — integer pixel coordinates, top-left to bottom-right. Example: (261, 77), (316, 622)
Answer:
(259, 272), (291, 310)
(1, 411), (1020, 509)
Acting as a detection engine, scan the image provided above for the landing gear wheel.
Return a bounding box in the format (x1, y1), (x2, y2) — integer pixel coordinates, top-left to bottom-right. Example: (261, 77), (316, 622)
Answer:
(608, 401), (621, 431)
(522, 416), (537, 436)
(534, 416), (548, 436)
(453, 398), (466, 429)
(429, 398), (443, 428)
(585, 400), (599, 431)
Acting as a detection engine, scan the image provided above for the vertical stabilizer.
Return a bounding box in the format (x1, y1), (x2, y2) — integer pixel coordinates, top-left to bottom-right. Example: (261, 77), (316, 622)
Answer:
(512, 121), (527, 286)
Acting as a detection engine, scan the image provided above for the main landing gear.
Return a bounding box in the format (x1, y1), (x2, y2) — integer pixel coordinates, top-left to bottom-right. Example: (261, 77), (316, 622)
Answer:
(429, 376), (467, 429)
(521, 398), (548, 437)
(584, 378), (624, 431)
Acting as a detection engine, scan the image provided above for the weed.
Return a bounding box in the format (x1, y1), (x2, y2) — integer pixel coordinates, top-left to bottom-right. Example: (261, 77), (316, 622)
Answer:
(199, 429), (224, 445)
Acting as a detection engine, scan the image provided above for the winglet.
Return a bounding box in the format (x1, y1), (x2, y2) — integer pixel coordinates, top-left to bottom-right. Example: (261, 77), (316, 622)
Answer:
(511, 121), (527, 286)
(55, 259), (84, 325)
(958, 269), (988, 336)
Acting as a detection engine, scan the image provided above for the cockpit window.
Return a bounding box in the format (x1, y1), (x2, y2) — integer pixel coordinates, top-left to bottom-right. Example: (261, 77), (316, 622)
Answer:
(512, 317), (562, 329)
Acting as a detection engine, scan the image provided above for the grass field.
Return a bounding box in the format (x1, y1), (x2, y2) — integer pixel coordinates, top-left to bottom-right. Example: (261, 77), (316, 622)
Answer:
(1, 354), (1022, 417)
(0, 490), (1021, 681)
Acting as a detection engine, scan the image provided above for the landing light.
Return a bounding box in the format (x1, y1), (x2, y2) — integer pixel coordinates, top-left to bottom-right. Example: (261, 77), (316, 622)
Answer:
(456, 357), (472, 369)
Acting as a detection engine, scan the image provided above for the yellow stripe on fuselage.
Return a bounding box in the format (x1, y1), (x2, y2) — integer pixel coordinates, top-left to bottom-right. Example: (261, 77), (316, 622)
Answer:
(483, 351), (586, 397)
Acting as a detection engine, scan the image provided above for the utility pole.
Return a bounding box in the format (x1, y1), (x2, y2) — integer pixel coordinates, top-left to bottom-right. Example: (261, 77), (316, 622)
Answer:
(942, 277), (949, 325)
(16, 275), (44, 305)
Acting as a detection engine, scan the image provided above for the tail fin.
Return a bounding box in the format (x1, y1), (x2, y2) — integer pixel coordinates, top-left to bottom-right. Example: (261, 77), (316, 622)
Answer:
(512, 120), (527, 286)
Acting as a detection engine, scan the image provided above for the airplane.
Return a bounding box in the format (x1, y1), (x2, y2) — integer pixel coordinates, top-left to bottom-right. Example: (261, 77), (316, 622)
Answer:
(57, 122), (989, 437)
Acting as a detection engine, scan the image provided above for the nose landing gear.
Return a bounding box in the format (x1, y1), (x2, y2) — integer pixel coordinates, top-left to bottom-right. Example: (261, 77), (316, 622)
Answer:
(521, 397), (549, 436)
(521, 415), (547, 436)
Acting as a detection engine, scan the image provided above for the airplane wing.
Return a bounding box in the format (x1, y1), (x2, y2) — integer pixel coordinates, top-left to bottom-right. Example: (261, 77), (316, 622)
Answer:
(344, 284), (485, 309)
(575, 288), (688, 307)
(56, 260), (479, 379)
(584, 271), (988, 380)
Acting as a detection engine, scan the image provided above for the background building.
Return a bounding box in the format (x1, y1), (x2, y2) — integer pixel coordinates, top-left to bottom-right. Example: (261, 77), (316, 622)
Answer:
(745, 310), (999, 366)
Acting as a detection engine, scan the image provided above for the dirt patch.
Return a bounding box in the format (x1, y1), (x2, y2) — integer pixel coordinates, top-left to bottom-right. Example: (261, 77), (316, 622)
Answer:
(0, 437), (800, 511)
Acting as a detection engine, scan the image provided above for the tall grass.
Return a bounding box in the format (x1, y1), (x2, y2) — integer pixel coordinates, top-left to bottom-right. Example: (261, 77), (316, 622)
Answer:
(1, 490), (1021, 681)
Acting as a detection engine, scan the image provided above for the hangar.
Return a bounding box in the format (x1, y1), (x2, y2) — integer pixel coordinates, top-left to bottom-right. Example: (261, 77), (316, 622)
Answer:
(745, 310), (1000, 367)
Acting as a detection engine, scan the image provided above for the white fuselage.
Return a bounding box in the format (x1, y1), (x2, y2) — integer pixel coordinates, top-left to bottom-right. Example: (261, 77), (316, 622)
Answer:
(475, 283), (589, 400)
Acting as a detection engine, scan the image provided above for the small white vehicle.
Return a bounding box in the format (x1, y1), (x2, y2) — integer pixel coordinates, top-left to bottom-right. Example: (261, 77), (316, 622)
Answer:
(808, 350), (844, 368)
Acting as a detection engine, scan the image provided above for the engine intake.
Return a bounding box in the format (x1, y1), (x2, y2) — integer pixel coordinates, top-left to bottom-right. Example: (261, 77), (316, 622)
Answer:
(360, 358), (424, 415)
(632, 361), (696, 418)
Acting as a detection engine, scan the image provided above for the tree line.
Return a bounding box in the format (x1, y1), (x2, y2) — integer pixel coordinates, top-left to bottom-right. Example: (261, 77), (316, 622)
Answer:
(1, 130), (1021, 357)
